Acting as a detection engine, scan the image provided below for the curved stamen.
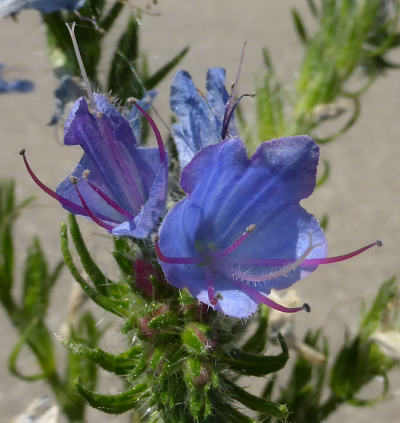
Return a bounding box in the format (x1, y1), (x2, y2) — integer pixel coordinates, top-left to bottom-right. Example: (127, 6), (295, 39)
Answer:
(213, 224), (256, 258)
(231, 278), (308, 313)
(234, 236), (318, 283)
(84, 175), (134, 220)
(155, 243), (202, 264)
(205, 267), (217, 306)
(230, 241), (381, 268)
(221, 93), (255, 140)
(71, 177), (114, 231)
(19, 149), (86, 216)
(128, 99), (167, 164)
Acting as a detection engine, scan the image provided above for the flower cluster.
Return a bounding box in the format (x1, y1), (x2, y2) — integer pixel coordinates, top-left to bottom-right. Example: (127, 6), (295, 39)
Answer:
(22, 65), (380, 318)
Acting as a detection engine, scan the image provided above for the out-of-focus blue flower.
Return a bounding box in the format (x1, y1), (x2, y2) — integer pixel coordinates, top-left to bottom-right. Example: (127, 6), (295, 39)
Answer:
(0, 0), (85, 17)
(48, 75), (85, 126)
(170, 68), (237, 168)
(157, 134), (379, 318)
(22, 93), (168, 239)
(0, 63), (34, 93)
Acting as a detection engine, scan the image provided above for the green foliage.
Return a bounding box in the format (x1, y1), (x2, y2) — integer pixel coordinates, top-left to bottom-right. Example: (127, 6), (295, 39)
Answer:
(263, 277), (399, 423)
(42, 1), (188, 104)
(255, 0), (400, 146)
(0, 180), (102, 422)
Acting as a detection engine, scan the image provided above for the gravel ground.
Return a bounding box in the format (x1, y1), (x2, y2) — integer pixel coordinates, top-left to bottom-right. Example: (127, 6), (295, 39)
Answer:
(1, 1), (399, 421)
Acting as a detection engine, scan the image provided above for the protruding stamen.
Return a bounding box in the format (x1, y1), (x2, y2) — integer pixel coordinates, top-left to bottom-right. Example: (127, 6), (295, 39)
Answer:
(205, 267), (218, 306)
(234, 236), (319, 283)
(231, 241), (381, 268)
(213, 224), (256, 258)
(66, 22), (96, 112)
(19, 149), (86, 215)
(231, 278), (307, 313)
(221, 93), (255, 140)
(127, 98), (167, 164)
(84, 178), (134, 219)
(221, 41), (247, 139)
(155, 243), (202, 264)
(71, 179), (114, 231)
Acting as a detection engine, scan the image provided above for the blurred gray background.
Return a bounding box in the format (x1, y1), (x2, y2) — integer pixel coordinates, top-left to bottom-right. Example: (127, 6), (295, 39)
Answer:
(1, 0), (399, 421)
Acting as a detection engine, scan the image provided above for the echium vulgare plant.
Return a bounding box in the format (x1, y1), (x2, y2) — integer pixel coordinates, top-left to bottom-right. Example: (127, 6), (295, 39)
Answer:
(17, 26), (385, 421)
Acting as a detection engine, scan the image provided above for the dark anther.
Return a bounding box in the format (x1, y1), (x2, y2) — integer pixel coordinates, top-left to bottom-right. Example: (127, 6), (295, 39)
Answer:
(303, 303), (311, 313)
(19, 148), (25, 155)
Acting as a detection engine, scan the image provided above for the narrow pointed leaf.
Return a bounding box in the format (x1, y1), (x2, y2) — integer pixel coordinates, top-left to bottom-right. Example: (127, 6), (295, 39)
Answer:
(75, 381), (148, 413)
(8, 319), (45, 381)
(291, 9), (308, 44)
(241, 305), (269, 353)
(100, 0), (125, 33)
(60, 222), (129, 317)
(144, 46), (189, 90)
(223, 334), (289, 376)
(223, 377), (288, 419)
(68, 214), (114, 294)
(63, 338), (141, 375)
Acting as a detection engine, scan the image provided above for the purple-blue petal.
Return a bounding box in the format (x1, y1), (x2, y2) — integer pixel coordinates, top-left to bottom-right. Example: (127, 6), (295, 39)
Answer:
(124, 90), (157, 143)
(0, 0), (85, 17)
(0, 63), (34, 93)
(112, 161), (168, 238)
(170, 68), (233, 168)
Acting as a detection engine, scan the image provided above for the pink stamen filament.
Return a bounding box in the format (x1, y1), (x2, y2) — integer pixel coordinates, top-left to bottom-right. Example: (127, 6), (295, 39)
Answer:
(20, 149), (86, 216)
(234, 237), (318, 283)
(155, 243), (202, 264)
(213, 225), (255, 258)
(85, 180), (134, 220)
(130, 101), (167, 164)
(231, 278), (307, 313)
(72, 181), (114, 231)
(205, 267), (218, 306)
(231, 241), (381, 268)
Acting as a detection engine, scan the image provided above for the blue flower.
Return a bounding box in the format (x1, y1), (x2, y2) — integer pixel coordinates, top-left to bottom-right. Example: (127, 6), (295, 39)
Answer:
(156, 135), (379, 318)
(170, 68), (238, 168)
(21, 93), (168, 239)
(0, 0), (85, 17)
(0, 63), (34, 93)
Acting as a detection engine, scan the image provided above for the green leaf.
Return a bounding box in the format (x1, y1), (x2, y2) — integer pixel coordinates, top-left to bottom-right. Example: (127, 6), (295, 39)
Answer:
(107, 14), (141, 100)
(113, 236), (135, 275)
(68, 214), (114, 294)
(63, 338), (141, 376)
(144, 46), (189, 90)
(359, 276), (398, 340)
(291, 9), (308, 44)
(223, 376), (288, 419)
(316, 159), (330, 190)
(330, 335), (394, 401)
(100, 0), (125, 32)
(60, 222), (129, 317)
(22, 238), (50, 319)
(75, 381), (149, 414)
(8, 319), (45, 381)
(241, 305), (269, 353)
(223, 333), (289, 376)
